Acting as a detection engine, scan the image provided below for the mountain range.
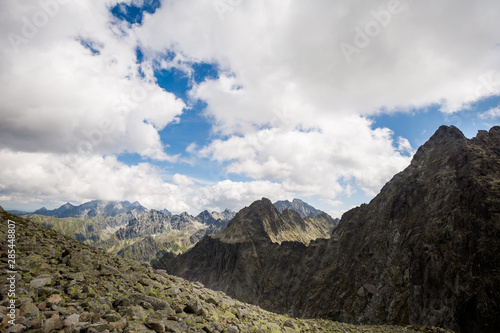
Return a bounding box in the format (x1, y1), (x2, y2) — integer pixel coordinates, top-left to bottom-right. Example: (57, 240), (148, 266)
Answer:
(154, 125), (500, 333)
(33, 200), (148, 218)
(0, 206), (451, 332)
(19, 197), (331, 265)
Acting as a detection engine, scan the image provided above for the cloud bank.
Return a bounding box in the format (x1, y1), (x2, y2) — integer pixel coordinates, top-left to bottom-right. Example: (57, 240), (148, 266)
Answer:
(1, 0), (499, 215)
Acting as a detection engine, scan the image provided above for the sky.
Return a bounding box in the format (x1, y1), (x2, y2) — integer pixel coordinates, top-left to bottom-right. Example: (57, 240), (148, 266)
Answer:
(1, 0), (499, 217)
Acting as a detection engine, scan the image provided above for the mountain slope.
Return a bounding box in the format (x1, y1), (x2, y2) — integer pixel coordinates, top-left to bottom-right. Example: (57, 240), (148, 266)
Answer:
(0, 208), (449, 333)
(214, 198), (336, 245)
(155, 125), (500, 333)
(116, 235), (166, 263)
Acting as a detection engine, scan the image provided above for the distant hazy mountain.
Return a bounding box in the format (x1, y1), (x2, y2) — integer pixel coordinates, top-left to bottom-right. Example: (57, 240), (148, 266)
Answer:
(5, 209), (32, 216)
(160, 208), (172, 215)
(33, 200), (147, 218)
(273, 198), (323, 218)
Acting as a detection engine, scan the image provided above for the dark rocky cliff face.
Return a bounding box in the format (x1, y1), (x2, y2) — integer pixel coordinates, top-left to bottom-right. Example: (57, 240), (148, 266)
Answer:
(155, 126), (500, 333)
(296, 126), (500, 332)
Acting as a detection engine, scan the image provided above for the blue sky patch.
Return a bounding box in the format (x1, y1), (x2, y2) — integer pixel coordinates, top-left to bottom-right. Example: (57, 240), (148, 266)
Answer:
(111, 0), (161, 25)
(371, 95), (500, 150)
(156, 67), (191, 102)
(192, 62), (220, 84)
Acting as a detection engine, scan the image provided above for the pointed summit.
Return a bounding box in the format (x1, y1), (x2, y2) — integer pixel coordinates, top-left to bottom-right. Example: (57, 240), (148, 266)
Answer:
(273, 198), (323, 218)
(410, 125), (468, 168)
(217, 198), (281, 243)
(213, 198), (335, 245)
(33, 207), (48, 214)
(430, 125), (465, 142)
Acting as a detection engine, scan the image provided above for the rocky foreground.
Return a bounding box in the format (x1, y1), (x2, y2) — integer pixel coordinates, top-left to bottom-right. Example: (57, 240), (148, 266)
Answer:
(0, 208), (453, 333)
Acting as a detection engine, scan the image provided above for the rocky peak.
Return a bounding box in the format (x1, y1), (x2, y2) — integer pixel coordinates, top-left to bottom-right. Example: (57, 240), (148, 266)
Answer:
(273, 198), (323, 218)
(196, 210), (217, 225)
(215, 198), (286, 244)
(410, 125), (467, 167)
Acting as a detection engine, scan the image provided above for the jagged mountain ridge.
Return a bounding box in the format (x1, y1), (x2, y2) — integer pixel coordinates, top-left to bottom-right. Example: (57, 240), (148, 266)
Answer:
(273, 198), (324, 218)
(33, 200), (148, 218)
(115, 210), (180, 240)
(26, 198), (326, 263)
(26, 201), (238, 260)
(155, 126), (500, 333)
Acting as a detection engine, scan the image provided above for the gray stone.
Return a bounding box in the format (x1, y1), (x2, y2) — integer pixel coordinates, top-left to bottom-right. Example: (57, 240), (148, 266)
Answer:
(100, 264), (122, 276)
(225, 325), (239, 333)
(87, 322), (110, 332)
(363, 283), (377, 295)
(64, 314), (80, 327)
(146, 320), (165, 333)
(43, 317), (64, 333)
(184, 300), (205, 316)
(130, 294), (171, 311)
(45, 294), (63, 305)
(127, 321), (156, 332)
(6, 323), (26, 333)
(20, 303), (39, 316)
